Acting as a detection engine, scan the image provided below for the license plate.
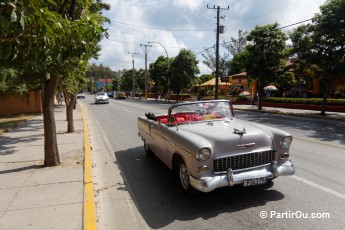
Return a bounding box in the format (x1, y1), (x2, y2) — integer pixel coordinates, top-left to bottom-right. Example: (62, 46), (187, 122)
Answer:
(243, 177), (267, 187)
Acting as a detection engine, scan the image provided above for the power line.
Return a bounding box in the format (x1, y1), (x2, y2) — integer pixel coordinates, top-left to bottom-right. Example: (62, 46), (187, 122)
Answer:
(278, 18), (312, 30)
(108, 39), (203, 51)
(195, 18), (315, 56)
(108, 39), (140, 45)
(110, 20), (213, 32)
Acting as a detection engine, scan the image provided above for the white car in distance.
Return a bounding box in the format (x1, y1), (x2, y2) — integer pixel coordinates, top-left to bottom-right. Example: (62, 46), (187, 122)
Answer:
(94, 92), (109, 104)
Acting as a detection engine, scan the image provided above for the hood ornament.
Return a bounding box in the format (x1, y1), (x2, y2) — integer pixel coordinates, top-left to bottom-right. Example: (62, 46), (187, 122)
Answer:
(233, 127), (246, 135)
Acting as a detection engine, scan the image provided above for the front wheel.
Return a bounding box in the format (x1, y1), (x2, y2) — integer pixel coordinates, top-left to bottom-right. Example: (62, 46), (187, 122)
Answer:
(174, 157), (200, 195)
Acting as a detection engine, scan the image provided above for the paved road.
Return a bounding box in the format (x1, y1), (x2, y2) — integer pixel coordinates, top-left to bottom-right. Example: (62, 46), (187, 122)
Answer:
(81, 96), (345, 230)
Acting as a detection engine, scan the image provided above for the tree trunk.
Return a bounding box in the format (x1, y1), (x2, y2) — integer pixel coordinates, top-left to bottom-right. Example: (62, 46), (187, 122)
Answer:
(257, 81), (263, 110)
(320, 80), (329, 116)
(42, 74), (60, 167)
(155, 84), (159, 100)
(63, 91), (76, 133)
(66, 93), (76, 133)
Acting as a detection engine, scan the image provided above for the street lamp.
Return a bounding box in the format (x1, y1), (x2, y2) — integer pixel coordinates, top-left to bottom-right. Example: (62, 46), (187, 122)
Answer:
(148, 41), (170, 101)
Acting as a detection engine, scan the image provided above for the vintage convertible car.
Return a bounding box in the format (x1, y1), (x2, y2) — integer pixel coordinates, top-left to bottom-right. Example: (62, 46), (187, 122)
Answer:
(94, 92), (109, 104)
(137, 100), (295, 194)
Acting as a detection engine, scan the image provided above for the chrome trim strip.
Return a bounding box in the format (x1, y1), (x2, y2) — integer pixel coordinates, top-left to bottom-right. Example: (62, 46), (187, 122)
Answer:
(189, 160), (295, 193)
(213, 163), (272, 174)
(166, 139), (194, 157)
(272, 160), (278, 178)
(216, 149), (275, 158)
(227, 168), (234, 186)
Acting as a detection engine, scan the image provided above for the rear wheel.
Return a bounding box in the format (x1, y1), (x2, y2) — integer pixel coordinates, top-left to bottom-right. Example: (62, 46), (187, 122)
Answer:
(143, 140), (153, 157)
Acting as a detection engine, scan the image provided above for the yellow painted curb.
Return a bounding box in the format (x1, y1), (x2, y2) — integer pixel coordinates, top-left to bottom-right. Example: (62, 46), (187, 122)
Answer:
(81, 105), (97, 230)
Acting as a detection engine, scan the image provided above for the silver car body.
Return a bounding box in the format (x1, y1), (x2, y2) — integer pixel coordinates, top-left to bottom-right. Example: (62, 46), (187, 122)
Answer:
(137, 100), (295, 193)
(76, 92), (85, 99)
(94, 92), (109, 104)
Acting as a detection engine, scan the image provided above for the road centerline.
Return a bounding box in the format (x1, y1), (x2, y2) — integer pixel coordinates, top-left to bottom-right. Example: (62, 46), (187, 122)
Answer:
(291, 175), (345, 201)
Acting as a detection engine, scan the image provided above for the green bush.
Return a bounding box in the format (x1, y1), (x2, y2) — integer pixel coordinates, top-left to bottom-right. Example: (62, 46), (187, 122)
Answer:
(264, 97), (345, 106)
(236, 96), (251, 101)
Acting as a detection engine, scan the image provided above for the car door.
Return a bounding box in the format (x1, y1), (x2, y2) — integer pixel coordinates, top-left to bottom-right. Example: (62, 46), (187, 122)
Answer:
(150, 122), (169, 163)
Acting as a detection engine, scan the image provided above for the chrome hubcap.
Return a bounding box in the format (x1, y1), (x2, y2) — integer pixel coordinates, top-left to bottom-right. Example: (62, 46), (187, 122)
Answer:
(179, 163), (189, 190)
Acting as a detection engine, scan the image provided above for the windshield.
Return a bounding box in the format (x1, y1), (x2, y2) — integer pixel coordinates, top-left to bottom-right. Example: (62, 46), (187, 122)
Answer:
(169, 100), (234, 124)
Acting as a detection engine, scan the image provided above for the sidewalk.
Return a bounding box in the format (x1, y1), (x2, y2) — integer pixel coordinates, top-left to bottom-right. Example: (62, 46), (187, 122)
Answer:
(0, 100), (344, 230)
(0, 105), (85, 230)
(232, 104), (345, 121)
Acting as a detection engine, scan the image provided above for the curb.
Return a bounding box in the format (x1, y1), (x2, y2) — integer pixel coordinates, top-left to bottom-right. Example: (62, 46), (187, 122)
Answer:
(81, 104), (97, 230)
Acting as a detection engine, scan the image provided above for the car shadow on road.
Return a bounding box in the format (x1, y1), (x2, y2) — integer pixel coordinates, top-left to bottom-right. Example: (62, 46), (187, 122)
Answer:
(115, 146), (285, 229)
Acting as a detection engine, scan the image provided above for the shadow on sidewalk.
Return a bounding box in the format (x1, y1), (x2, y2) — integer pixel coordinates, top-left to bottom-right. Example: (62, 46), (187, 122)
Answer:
(0, 165), (42, 174)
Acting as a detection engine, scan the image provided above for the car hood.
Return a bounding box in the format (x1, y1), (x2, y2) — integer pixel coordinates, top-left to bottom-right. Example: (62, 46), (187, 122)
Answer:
(178, 119), (273, 157)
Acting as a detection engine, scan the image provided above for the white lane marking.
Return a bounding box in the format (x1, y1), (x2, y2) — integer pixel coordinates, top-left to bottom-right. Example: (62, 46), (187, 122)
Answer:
(124, 109), (131, 113)
(291, 175), (345, 201)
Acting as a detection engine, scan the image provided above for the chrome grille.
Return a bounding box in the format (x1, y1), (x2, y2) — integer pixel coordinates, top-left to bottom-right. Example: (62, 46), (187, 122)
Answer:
(213, 150), (275, 173)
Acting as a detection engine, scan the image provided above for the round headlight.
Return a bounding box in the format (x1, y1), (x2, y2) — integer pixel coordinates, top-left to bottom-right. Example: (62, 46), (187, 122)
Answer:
(197, 148), (211, 161)
(281, 136), (292, 148)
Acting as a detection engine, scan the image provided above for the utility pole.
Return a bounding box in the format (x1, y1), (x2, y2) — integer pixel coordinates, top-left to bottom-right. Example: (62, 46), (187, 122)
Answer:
(140, 44), (152, 99)
(117, 70), (121, 92)
(128, 52), (139, 98)
(207, 5), (229, 100)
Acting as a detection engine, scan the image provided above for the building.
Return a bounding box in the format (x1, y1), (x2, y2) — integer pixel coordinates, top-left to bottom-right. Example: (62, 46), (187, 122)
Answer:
(229, 72), (248, 89)
(193, 77), (231, 96)
(227, 68), (345, 98)
(95, 78), (113, 92)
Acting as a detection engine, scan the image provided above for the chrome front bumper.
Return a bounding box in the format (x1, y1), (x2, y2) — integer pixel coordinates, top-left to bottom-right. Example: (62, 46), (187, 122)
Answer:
(189, 160), (295, 192)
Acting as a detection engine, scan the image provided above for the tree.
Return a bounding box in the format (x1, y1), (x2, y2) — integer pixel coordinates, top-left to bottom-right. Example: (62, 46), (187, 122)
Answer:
(170, 49), (199, 101)
(86, 63), (117, 92)
(289, 0), (345, 115)
(223, 30), (249, 57)
(244, 23), (288, 110)
(59, 62), (89, 133)
(1, 1), (109, 166)
(197, 74), (214, 84)
(201, 46), (229, 77)
(0, 67), (27, 94)
(87, 63), (116, 81)
(135, 68), (145, 95)
(229, 50), (250, 75)
(149, 55), (170, 99)
(120, 68), (135, 93)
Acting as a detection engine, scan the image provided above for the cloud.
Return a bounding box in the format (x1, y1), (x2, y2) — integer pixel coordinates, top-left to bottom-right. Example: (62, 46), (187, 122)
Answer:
(91, 0), (327, 75)
(173, 0), (202, 11)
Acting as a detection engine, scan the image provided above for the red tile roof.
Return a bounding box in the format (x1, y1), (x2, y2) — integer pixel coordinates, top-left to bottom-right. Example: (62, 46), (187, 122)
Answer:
(99, 78), (113, 83)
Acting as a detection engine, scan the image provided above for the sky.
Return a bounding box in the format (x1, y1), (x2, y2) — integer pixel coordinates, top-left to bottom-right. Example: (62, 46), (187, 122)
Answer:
(90, 0), (327, 75)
